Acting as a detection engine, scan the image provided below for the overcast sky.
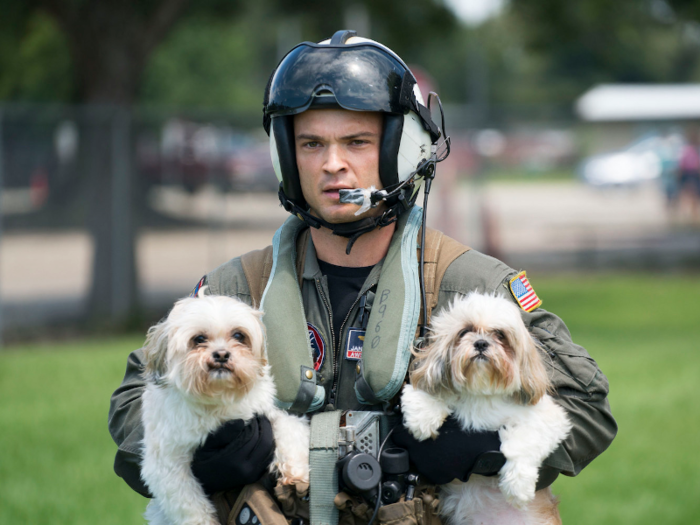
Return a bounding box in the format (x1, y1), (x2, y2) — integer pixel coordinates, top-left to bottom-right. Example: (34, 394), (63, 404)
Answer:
(443, 0), (507, 26)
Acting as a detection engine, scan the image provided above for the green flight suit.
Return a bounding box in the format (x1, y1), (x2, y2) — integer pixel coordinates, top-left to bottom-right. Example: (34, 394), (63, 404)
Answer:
(108, 227), (616, 502)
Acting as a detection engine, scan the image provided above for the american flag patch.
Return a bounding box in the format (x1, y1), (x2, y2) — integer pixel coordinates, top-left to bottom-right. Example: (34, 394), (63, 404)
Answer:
(190, 276), (206, 297)
(509, 271), (542, 312)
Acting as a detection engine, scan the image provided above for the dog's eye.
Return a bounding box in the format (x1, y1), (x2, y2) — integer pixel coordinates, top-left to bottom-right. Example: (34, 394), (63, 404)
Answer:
(193, 335), (207, 345)
(458, 326), (473, 338)
(232, 331), (246, 342)
(495, 330), (506, 341)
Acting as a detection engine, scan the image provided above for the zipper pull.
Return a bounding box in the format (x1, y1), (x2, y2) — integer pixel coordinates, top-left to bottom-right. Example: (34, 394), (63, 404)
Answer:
(357, 294), (368, 328)
(328, 386), (337, 408)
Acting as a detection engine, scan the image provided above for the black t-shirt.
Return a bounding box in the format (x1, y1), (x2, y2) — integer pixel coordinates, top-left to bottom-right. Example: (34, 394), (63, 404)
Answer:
(317, 260), (374, 349)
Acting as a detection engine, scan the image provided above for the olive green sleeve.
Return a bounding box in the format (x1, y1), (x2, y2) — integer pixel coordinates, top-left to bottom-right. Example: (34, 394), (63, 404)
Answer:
(108, 348), (150, 497)
(521, 304), (617, 477)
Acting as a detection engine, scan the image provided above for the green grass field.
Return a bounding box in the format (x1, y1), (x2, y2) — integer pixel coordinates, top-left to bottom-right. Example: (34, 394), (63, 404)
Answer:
(1, 273), (699, 524)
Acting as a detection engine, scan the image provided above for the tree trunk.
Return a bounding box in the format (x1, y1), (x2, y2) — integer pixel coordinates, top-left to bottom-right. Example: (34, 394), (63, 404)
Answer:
(41, 0), (190, 322)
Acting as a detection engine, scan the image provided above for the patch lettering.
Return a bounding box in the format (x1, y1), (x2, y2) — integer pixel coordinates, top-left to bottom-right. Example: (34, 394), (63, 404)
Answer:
(345, 328), (365, 361)
(509, 271), (542, 312)
(307, 323), (326, 371)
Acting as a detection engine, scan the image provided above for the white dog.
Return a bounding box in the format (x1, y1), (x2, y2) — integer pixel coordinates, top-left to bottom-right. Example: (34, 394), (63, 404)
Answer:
(140, 293), (310, 525)
(401, 293), (571, 525)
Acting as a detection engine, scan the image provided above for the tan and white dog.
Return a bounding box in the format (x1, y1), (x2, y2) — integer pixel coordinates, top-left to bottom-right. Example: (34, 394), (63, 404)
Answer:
(401, 293), (571, 525)
(140, 293), (309, 525)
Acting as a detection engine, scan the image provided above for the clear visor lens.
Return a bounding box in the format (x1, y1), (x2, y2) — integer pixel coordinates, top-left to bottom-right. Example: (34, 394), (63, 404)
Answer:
(267, 44), (410, 116)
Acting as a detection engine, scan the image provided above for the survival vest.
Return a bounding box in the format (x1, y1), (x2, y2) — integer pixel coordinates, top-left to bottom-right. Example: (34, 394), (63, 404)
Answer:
(240, 207), (470, 413)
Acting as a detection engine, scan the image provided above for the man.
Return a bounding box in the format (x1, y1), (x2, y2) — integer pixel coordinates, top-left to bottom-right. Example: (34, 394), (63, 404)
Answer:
(109, 31), (616, 524)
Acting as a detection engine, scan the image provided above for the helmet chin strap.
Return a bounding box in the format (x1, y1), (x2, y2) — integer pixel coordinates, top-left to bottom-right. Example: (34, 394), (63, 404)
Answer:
(278, 182), (417, 255)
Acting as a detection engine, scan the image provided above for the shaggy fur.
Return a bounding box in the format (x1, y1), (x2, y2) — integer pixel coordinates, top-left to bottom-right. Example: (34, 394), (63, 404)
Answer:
(402, 292), (571, 525)
(140, 293), (309, 525)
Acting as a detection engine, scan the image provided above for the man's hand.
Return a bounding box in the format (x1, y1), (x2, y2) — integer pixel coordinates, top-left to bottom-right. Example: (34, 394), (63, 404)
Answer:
(191, 415), (275, 496)
(392, 416), (503, 485)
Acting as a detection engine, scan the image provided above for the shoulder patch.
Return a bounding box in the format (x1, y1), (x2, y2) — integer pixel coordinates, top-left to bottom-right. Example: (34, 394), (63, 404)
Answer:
(190, 276), (206, 297)
(509, 271), (542, 312)
(307, 323), (326, 371)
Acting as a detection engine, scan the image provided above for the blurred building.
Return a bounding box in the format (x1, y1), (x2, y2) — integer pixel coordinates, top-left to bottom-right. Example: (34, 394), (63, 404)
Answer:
(576, 84), (700, 153)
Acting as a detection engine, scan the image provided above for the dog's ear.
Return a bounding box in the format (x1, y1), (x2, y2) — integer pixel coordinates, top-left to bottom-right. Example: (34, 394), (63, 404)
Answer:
(409, 334), (453, 395)
(516, 330), (550, 405)
(142, 318), (170, 383)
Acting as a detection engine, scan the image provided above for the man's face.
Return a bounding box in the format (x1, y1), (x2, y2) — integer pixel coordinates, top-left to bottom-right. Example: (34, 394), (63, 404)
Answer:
(294, 109), (383, 224)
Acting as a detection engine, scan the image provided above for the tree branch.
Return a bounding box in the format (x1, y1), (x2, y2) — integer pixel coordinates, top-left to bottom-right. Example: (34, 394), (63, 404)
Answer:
(38, 0), (76, 31)
(140, 0), (192, 57)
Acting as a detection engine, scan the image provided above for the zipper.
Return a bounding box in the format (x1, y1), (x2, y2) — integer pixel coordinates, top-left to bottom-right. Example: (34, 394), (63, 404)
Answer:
(315, 276), (371, 408)
(314, 278), (337, 404)
(331, 294), (365, 406)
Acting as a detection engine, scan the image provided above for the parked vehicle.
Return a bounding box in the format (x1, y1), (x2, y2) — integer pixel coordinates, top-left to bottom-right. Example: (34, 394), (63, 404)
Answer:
(579, 133), (684, 187)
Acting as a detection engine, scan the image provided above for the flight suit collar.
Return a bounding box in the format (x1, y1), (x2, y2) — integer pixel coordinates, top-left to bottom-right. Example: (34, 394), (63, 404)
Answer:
(302, 231), (385, 293)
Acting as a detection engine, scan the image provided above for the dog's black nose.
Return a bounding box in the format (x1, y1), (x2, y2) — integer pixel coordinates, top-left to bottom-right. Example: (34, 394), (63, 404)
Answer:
(212, 350), (230, 363)
(474, 340), (490, 353)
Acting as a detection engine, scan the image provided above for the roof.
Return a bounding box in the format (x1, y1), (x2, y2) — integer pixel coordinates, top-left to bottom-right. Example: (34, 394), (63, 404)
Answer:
(576, 84), (700, 121)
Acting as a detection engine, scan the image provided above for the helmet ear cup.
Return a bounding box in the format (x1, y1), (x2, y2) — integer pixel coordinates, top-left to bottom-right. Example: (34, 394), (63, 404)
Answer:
(397, 111), (432, 184)
(271, 116), (306, 207)
(379, 114), (403, 189)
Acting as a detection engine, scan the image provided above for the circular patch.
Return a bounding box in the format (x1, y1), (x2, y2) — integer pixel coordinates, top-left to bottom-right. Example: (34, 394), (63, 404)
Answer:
(307, 322), (326, 371)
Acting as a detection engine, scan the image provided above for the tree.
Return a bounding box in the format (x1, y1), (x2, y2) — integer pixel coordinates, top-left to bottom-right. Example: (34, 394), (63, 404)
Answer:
(1, 0), (459, 322)
(32, 0), (195, 320)
(509, 0), (700, 104)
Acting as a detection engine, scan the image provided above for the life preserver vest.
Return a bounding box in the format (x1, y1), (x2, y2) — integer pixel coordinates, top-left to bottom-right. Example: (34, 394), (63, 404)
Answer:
(241, 206), (470, 413)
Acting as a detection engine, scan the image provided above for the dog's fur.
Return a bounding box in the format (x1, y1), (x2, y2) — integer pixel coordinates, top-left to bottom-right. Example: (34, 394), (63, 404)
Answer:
(140, 293), (309, 525)
(401, 292), (571, 525)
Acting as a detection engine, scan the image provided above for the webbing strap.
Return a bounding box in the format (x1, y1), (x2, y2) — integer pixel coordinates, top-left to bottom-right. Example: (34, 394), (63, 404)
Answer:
(241, 229), (309, 309)
(309, 411), (342, 525)
(241, 247), (273, 309)
(419, 228), (470, 326)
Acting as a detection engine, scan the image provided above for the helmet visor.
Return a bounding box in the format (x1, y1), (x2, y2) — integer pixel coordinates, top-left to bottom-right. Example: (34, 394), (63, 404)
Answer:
(266, 43), (412, 116)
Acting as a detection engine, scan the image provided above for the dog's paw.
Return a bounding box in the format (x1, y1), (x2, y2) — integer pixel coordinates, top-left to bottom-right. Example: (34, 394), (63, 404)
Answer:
(279, 467), (310, 486)
(407, 421), (442, 441)
(401, 386), (449, 441)
(273, 458), (310, 486)
(498, 461), (538, 509)
(279, 473), (309, 486)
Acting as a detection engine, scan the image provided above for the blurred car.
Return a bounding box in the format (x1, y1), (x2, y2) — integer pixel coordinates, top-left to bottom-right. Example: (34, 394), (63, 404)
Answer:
(139, 119), (278, 193)
(579, 133), (684, 187)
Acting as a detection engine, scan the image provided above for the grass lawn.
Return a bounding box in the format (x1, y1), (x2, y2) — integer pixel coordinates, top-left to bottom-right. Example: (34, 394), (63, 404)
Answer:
(1, 273), (699, 524)
(533, 273), (700, 524)
(0, 336), (148, 524)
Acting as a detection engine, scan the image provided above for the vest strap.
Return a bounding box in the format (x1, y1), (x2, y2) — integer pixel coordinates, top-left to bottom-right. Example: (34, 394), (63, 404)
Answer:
(290, 366), (319, 413)
(419, 228), (470, 325)
(309, 411), (342, 525)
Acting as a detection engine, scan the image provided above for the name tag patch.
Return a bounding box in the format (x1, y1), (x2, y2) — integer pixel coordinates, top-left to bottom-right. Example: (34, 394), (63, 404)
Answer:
(345, 328), (365, 361)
